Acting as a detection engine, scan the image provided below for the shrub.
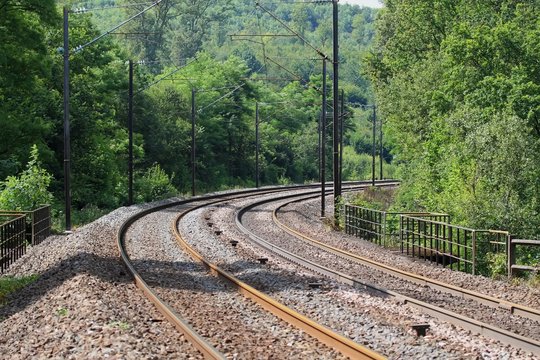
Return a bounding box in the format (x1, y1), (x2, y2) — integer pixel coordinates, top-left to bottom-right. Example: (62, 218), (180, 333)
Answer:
(0, 145), (52, 211)
(135, 164), (177, 203)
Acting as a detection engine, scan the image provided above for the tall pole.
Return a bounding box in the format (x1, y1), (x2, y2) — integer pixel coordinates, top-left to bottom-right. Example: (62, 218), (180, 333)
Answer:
(332, 0), (340, 220)
(321, 58), (327, 218)
(371, 105), (376, 186)
(339, 88), (344, 191)
(379, 114), (383, 180)
(191, 88), (196, 197)
(255, 102), (260, 188)
(63, 7), (71, 232)
(128, 60), (134, 205)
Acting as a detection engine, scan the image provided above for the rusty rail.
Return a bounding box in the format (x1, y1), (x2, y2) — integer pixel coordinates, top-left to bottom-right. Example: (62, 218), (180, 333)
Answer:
(264, 194), (540, 355)
(175, 187), (385, 359)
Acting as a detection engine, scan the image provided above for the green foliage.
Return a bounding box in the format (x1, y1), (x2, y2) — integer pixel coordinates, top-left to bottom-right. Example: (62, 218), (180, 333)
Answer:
(485, 252), (508, 278)
(350, 186), (396, 211)
(135, 164), (177, 203)
(0, 145), (52, 211)
(369, 1), (540, 242)
(0, 275), (39, 305)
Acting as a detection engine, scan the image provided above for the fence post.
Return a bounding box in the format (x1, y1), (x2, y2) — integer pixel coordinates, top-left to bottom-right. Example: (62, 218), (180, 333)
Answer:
(382, 211), (387, 247)
(472, 230), (477, 275)
(508, 235), (515, 278)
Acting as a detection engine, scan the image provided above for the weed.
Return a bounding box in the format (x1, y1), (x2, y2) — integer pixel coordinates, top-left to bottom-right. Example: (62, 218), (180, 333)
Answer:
(56, 307), (68, 317)
(108, 320), (130, 330)
(0, 275), (39, 304)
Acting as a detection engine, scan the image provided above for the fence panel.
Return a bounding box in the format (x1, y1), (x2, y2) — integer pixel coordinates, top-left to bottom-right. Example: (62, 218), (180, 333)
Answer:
(508, 238), (540, 277)
(29, 205), (51, 245)
(0, 205), (51, 245)
(0, 214), (27, 273)
(400, 215), (508, 275)
(344, 205), (385, 246)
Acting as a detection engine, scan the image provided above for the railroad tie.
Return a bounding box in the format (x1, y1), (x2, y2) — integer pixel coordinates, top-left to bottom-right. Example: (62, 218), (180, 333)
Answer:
(411, 323), (430, 337)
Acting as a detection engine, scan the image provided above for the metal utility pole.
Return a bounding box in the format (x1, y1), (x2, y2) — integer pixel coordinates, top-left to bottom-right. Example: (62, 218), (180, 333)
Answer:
(339, 88), (344, 192)
(371, 105), (376, 186)
(128, 60), (134, 205)
(332, 0), (340, 219)
(191, 88), (196, 197)
(379, 116), (383, 180)
(255, 102), (260, 188)
(63, 7), (71, 232)
(321, 58), (327, 218)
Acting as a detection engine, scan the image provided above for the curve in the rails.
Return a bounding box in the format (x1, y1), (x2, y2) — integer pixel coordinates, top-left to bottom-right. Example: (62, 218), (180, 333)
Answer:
(172, 189), (385, 360)
(275, 194), (540, 323)
(118, 199), (225, 359)
(117, 185), (325, 359)
(235, 192), (540, 357)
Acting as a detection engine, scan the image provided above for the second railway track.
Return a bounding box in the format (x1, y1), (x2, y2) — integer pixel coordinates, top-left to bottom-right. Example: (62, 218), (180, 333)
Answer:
(234, 191), (540, 357)
(118, 183), (387, 359)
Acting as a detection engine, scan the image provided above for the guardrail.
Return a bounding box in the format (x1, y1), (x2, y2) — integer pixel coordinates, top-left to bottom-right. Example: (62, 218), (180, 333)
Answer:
(0, 214), (27, 273)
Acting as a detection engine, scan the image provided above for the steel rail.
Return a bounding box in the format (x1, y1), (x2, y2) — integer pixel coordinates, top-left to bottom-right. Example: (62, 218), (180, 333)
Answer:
(235, 193), (540, 357)
(117, 181), (389, 359)
(173, 186), (386, 360)
(274, 194), (540, 324)
(118, 199), (224, 359)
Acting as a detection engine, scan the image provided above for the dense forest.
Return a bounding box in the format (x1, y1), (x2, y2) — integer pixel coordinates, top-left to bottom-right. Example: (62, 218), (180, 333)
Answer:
(0, 0), (388, 225)
(368, 1), (540, 239)
(3, 0), (540, 245)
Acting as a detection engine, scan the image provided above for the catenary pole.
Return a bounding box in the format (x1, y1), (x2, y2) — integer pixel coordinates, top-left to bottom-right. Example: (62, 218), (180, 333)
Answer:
(63, 7), (71, 232)
(339, 88), (344, 193)
(321, 58), (327, 218)
(332, 0), (340, 221)
(372, 105), (376, 186)
(255, 102), (260, 188)
(128, 60), (134, 205)
(191, 88), (196, 196)
(379, 114), (383, 180)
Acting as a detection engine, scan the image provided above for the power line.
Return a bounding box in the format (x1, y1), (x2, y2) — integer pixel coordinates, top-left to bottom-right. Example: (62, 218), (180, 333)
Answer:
(72, 0), (164, 55)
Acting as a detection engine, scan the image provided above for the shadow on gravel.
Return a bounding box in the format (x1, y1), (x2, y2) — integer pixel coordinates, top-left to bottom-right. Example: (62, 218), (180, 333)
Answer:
(0, 250), (391, 322)
(0, 252), (133, 320)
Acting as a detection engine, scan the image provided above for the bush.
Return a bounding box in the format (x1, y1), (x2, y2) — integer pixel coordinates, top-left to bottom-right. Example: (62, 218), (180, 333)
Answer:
(0, 145), (52, 211)
(135, 164), (177, 203)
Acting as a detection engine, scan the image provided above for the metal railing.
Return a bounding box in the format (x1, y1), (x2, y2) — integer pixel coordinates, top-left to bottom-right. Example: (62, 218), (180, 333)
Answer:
(344, 204), (449, 247)
(0, 214), (27, 273)
(0, 205), (51, 245)
(400, 215), (508, 275)
(344, 206), (385, 245)
(508, 238), (540, 277)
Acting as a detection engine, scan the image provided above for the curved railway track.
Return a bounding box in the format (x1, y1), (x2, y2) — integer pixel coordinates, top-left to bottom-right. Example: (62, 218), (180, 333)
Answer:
(117, 183), (387, 359)
(235, 192), (540, 357)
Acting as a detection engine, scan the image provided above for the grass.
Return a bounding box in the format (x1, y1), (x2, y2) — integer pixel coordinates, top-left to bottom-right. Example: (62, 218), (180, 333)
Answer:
(56, 307), (68, 317)
(0, 274), (39, 305)
(108, 320), (131, 330)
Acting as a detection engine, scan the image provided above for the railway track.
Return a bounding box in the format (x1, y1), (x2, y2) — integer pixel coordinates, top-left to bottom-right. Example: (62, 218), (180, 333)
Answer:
(235, 192), (540, 357)
(117, 183), (386, 359)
